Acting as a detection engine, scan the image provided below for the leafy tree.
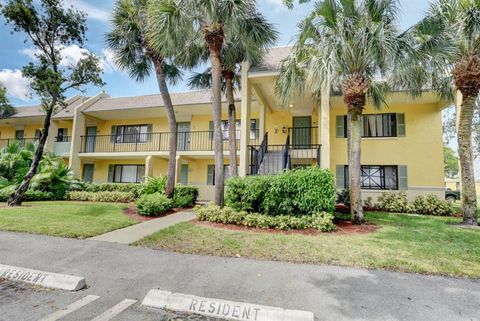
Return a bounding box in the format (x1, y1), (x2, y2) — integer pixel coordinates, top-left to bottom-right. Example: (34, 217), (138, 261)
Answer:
(444, 101), (480, 159)
(106, 0), (182, 198)
(1, 0), (104, 206)
(0, 86), (16, 118)
(397, 0), (480, 225)
(149, 0), (273, 206)
(188, 30), (277, 177)
(444, 146), (459, 178)
(276, 0), (404, 224)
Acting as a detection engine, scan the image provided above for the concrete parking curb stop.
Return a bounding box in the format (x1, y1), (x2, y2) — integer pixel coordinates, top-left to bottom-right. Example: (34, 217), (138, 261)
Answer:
(142, 289), (315, 321)
(0, 264), (86, 291)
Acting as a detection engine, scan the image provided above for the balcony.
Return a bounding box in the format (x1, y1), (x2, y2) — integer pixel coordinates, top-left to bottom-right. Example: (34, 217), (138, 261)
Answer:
(79, 130), (260, 154)
(53, 136), (72, 156)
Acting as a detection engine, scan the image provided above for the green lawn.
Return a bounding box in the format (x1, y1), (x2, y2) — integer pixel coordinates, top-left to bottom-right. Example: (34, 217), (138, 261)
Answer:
(0, 201), (137, 238)
(137, 212), (480, 278)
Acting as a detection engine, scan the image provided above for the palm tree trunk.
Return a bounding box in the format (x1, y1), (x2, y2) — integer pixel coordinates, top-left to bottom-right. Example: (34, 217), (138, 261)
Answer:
(225, 72), (238, 177)
(7, 104), (55, 206)
(205, 30), (225, 207)
(457, 94), (478, 225)
(347, 109), (364, 224)
(152, 57), (177, 198)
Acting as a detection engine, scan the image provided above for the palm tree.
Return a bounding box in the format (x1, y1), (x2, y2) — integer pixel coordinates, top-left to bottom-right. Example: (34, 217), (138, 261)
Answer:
(276, 0), (404, 224)
(188, 31), (277, 177)
(396, 0), (480, 225)
(148, 0), (273, 206)
(106, 0), (182, 198)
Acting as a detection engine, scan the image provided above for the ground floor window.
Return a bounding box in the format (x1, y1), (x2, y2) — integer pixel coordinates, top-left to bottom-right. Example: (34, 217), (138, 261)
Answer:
(207, 164), (230, 185)
(113, 165), (145, 183)
(344, 165), (398, 190)
(83, 164), (94, 183)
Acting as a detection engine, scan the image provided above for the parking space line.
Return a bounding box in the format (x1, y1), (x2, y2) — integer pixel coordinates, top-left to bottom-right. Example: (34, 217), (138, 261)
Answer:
(90, 299), (137, 321)
(38, 295), (100, 321)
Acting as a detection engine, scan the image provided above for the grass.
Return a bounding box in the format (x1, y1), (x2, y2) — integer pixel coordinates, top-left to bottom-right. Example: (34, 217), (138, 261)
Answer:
(137, 212), (480, 278)
(0, 201), (137, 238)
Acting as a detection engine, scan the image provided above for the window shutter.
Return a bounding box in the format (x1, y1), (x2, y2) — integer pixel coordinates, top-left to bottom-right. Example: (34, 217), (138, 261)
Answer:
(398, 165), (408, 190)
(146, 124), (153, 142)
(397, 113), (406, 137)
(207, 164), (215, 185)
(336, 115), (346, 138)
(110, 126), (117, 143)
(108, 165), (114, 182)
(336, 165), (345, 189)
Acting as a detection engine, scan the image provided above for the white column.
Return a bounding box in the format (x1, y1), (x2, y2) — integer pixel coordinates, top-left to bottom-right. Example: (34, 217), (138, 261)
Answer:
(145, 156), (154, 179)
(239, 61), (252, 177)
(175, 155), (182, 184)
(318, 86), (331, 169)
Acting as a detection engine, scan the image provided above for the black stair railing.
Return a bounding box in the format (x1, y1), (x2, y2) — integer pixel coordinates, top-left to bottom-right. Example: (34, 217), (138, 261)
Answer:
(249, 132), (268, 175)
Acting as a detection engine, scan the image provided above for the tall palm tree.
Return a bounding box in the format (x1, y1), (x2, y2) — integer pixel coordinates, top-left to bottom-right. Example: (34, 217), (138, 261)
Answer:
(396, 0), (480, 225)
(106, 0), (182, 198)
(276, 0), (404, 224)
(149, 0), (273, 206)
(188, 30), (277, 177)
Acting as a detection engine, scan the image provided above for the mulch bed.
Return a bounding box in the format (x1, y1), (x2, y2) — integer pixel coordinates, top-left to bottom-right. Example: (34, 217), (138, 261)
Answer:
(192, 219), (379, 236)
(123, 203), (191, 222)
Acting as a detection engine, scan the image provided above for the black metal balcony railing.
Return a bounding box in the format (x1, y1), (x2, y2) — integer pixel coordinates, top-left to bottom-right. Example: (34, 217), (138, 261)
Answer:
(79, 130), (260, 153)
(55, 135), (71, 142)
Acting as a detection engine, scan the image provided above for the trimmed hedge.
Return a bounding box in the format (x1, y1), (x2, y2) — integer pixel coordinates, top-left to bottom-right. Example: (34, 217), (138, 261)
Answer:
(78, 182), (143, 198)
(195, 204), (336, 231)
(0, 189), (54, 202)
(173, 185), (199, 208)
(142, 176), (167, 195)
(226, 167), (336, 216)
(136, 193), (173, 216)
(68, 191), (135, 203)
(376, 191), (453, 216)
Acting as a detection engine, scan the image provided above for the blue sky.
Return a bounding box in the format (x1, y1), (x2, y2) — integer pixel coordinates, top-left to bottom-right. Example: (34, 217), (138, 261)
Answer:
(0, 0), (432, 105)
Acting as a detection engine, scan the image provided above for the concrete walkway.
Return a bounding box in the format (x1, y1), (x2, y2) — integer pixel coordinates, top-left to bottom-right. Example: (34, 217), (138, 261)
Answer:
(89, 209), (195, 244)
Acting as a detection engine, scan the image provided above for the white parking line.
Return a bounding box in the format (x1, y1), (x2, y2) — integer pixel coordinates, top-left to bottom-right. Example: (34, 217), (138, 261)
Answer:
(90, 299), (137, 321)
(38, 295), (100, 321)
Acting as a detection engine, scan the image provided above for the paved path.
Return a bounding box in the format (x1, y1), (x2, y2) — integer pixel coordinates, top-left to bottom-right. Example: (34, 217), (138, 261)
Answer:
(1, 231), (480, 320)
(89, 209), (195, 244)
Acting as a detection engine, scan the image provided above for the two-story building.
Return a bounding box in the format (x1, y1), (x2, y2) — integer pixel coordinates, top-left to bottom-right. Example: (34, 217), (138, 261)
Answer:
(3, 47), (447, 201)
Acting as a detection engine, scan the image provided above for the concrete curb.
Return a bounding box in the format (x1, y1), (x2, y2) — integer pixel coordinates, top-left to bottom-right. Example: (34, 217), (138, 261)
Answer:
(0, 264), (86, 291)
(142, 289), (315, 321)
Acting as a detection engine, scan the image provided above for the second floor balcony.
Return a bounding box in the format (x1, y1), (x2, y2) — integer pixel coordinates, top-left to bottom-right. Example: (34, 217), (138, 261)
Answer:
(79, 130), (260, 154)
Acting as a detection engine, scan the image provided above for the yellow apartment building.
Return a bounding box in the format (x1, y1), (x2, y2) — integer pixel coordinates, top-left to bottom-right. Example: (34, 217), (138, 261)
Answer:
(3, 47), (447, 201)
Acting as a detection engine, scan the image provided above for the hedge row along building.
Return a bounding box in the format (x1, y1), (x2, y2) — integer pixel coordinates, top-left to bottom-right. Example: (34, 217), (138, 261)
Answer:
(3, 47), (447, 201)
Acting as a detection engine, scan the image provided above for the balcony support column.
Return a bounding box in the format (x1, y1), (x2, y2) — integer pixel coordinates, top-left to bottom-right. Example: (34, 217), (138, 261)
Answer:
(239, 61), (252, 177)
(259, 102), (266, 139)
(145, 155), (154, 179)
(175, 155), (183, 184)
(318, 86), (330, 169)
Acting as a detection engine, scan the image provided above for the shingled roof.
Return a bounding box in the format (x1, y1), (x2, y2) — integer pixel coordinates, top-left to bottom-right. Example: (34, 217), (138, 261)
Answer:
(249, 46), (292, 74)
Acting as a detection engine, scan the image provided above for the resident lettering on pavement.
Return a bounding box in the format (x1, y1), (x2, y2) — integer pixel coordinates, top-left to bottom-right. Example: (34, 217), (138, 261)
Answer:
(189, 298), (261, 321)
(0, 268), (48, 284)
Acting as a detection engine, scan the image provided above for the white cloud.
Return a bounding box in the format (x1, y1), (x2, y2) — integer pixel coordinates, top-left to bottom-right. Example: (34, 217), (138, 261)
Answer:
(63, 0), (110, 23)
(0, 69), (31, 101)
(261, 0), (287, 12)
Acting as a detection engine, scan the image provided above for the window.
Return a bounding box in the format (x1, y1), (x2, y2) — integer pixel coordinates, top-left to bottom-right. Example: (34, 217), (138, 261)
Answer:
(343, 165), (398, 190)
(56, 128), (68, 142)
(113, 165), (145, 183)
(15, 130), (24, 140)
(207, 164), (231, 185)
(114, 125), (150, 143)
(83, 164), (94, 183)
(339, 114), (398, 138)
(35, 129), (42, 140)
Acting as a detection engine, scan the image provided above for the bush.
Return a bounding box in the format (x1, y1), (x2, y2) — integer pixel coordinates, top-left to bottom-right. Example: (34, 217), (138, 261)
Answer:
(173, 185), (199, 208)
(194, 204), (336, 231)
(141, 176), (167, 195)
(226, 167), (336, 216)
(336, 189), (350, 206)
(410, 194), (453, 216)
(0, 188), (54, 202)
(69, 191), (135, 203)
(79, 183), (143, 198)
(136, 193), (173, 216)
(376, 191), (410, 213)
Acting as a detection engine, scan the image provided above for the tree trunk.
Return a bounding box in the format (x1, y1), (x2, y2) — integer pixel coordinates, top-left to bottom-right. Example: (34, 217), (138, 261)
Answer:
(205, 29), (225, 207)
(347, 109), (364, 224)
(7, 105), (55, 206)
(457, 94), (478, 225)
(225, 72), (238, 177)
(152, 57), (177, 198)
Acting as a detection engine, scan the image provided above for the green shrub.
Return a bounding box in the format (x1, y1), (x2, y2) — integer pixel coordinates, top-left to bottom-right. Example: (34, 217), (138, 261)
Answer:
(410, 194), (453, 216)
(376, 191), (410, 213)
(80, 183), (143, 198)
(194, 204), (336, 231)
(226, 167), (336, 216)
(136, 193), (173, 216)
(336, 189), (350, 206)
(141, 176), (167, 195)
(225, 175), (270, 213)
(0, 188), (54, 202)
(68, 191), (135, 203)
(173, 184), (199, 208)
